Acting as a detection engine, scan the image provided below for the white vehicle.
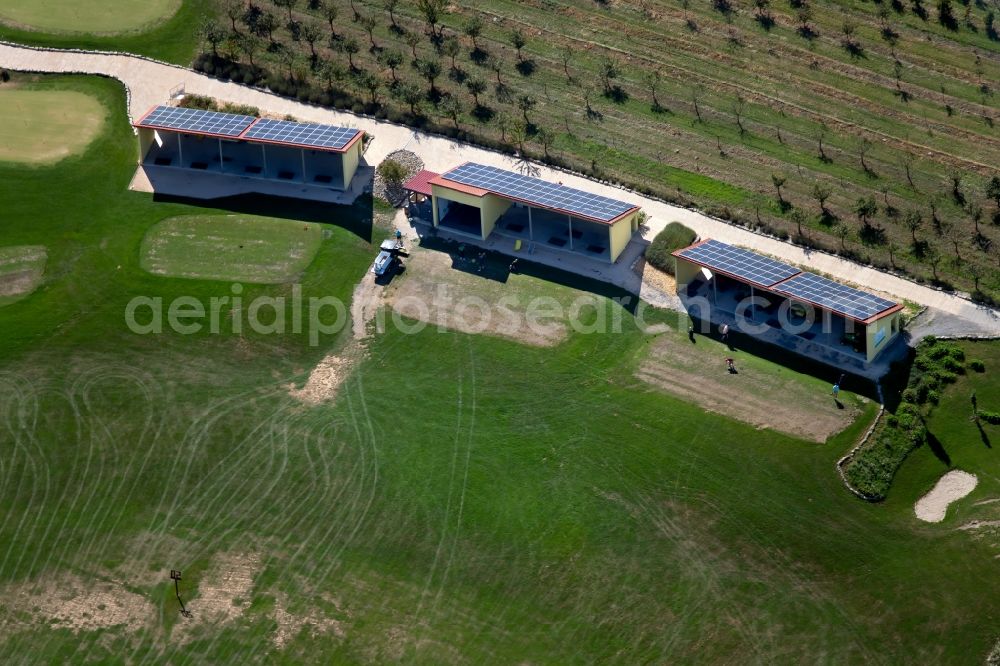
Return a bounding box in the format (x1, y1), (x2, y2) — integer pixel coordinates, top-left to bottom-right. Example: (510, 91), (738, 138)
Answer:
(372, 250), (394, 276)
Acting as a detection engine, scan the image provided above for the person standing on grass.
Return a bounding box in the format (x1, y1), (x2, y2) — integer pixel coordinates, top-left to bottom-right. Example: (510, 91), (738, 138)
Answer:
(832, 382), (840, 398)
(726, 357), (736, 373)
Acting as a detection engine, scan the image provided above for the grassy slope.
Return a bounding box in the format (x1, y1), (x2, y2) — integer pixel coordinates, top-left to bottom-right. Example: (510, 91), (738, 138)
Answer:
(0, 0), (209, 64)
(1, 74), (1000, 663)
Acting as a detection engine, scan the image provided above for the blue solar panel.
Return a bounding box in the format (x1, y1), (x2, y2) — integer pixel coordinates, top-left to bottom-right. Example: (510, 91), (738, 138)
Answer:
(774, 272), (897, 321)
(442, 163), (636, 223)
(242, 118), (360, 150)
(675, 239), (800, 287)
(138, 105), (256, 137)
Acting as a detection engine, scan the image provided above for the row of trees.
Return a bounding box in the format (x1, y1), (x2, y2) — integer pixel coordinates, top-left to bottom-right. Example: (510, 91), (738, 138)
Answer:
(770, 173), (1000, 289)
(195, 0), (1000, 294)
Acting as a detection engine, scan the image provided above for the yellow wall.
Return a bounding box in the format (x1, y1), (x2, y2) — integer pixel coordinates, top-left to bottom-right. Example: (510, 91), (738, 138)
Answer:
(431, 184), (507, 239)
(431, 183), (485, 208)
(608, 211), (637, 263)
(479, 194), (513, 240)
(138, 127), (155, 163)
(342, 140), (361, 190)
(865, 313), (901, 362)
(673, 256), (702, 291)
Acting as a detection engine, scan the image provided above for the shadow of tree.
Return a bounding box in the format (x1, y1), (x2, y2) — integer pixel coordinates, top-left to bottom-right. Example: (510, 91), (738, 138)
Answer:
(516, 59), (537, 76)
(926, 429), (952, 465)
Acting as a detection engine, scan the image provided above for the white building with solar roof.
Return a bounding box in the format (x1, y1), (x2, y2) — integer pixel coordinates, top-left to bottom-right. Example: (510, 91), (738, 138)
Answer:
(416, 162), (643, 263)
(672, 238), (905, 368)
(133, 105), (365, 194)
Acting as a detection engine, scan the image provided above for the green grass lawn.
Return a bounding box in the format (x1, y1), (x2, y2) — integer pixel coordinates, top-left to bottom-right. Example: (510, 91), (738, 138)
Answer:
(3, 73), (1000, 663)
(140, 214), (324, 284)
(0, 0), (209, 63)
(0, 0), (180, 35)
(0, 88), (106, 164)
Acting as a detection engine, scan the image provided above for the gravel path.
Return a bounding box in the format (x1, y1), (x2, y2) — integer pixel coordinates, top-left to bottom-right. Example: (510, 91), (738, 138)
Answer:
(2, 42), (998, 333)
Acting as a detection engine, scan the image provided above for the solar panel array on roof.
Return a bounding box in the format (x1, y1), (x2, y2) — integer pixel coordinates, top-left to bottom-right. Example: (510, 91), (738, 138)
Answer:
(675, 239), (800, 287)
(138, 105), (256, 137)
(242, 118), (359, 150)
(442, 163), (636, 223)
(774, 272), (897, 321)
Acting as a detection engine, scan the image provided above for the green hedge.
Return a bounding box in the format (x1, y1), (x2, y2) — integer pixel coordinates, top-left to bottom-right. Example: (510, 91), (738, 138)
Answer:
(844, 402), (926, 499)
(645, 222), (696, 275)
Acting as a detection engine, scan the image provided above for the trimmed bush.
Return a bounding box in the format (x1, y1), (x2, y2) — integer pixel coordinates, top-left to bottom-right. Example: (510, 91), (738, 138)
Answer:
(970, 359), (986, 372)
(645, 222), (696, 275)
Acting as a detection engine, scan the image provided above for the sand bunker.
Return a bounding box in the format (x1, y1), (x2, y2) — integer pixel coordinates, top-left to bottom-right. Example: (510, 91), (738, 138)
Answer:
(915, 470), (978, 523)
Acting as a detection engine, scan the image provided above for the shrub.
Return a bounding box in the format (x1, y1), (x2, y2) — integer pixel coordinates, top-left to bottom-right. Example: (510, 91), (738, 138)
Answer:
(943, 356), (965, 374)
(901, 388), (918, 404)
(220, 103), (260, 117)
(938, 370), (958, 384)
(980, 410), (1000, 425)
(970, 359), (986, 372)
(377, 159), (408, 187)
(926, 390), (941, 405)
(645, 222), (696, 275)
(179, 94), (216, 111)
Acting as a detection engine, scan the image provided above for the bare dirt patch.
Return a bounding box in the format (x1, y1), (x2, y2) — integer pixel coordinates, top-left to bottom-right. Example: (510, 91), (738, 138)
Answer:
(387, 248), (567, 347)
(0, 245), (46, 304)
(272, 593), (344, 649)
(288, 354), (354, 405)
(289, 251), (386, 405)
(636, 332), (858, 442)
(2, 574), (155, 634)
(351, 272), (384, 340)
(173, 550), (260, 641)
(915, 470), (978, 523)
